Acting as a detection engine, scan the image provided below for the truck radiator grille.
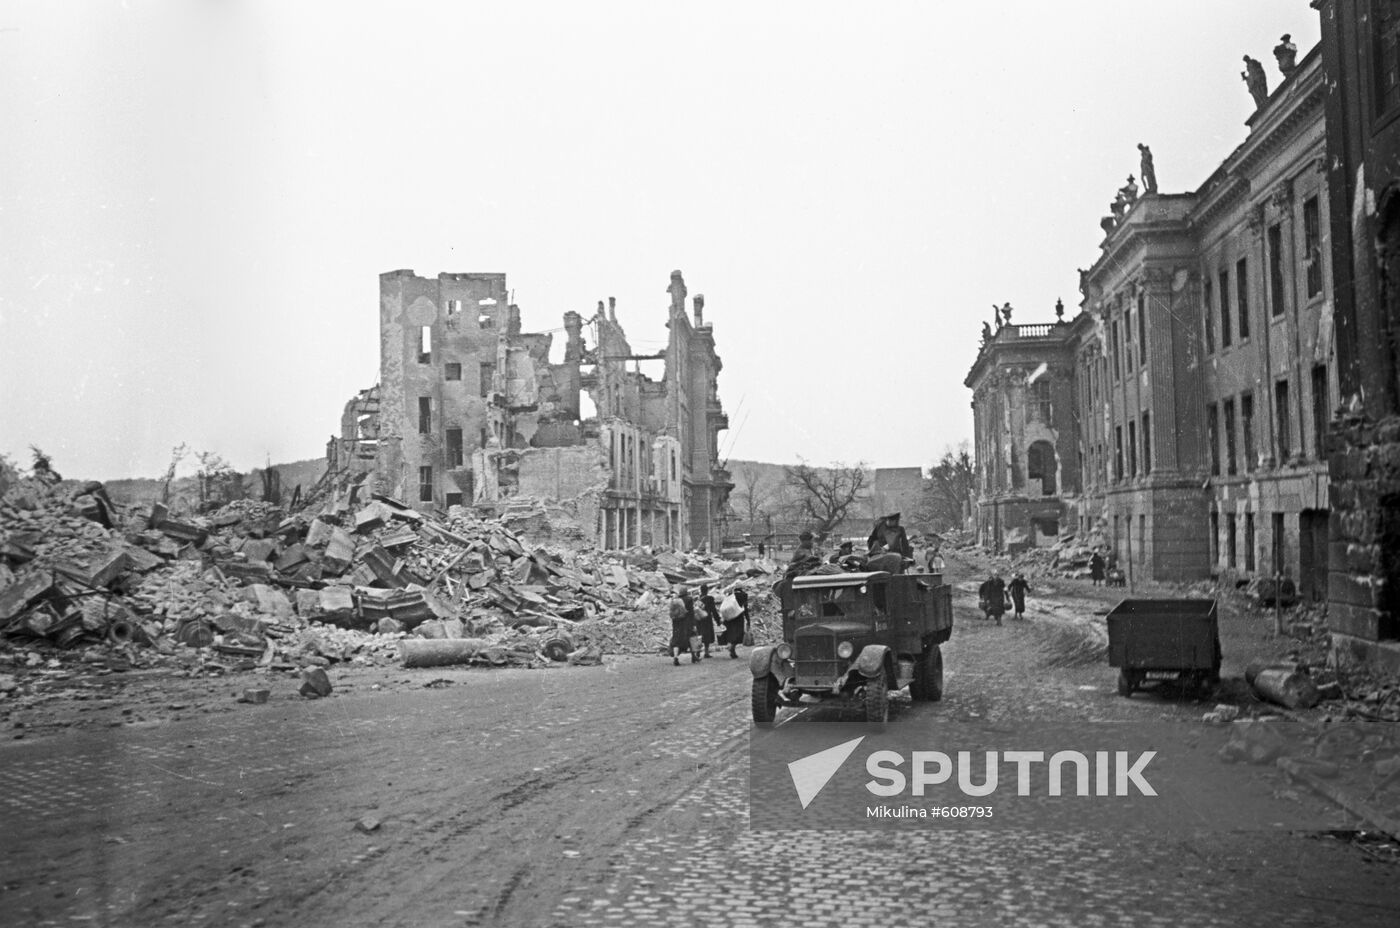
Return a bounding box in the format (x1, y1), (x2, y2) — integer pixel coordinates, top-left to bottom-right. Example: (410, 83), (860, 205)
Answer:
(795, 636), (835, 661)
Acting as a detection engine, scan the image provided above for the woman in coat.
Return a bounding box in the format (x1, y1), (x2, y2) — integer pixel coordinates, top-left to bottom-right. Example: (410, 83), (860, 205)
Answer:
(1008, 572), (1031, 620)
(696, 584), (719, 658)
(1090, 551), (1106, 586)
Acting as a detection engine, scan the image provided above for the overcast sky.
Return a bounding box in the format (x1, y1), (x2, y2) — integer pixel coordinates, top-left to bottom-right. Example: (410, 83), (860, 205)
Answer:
(0, 1), (1323, 481)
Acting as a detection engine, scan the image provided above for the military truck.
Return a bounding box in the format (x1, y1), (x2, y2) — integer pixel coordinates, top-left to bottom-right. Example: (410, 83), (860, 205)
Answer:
(750, 570), (953, 726)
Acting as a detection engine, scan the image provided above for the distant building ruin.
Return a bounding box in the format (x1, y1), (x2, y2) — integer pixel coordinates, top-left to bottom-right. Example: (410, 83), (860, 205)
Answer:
(329, 269), (732, 551)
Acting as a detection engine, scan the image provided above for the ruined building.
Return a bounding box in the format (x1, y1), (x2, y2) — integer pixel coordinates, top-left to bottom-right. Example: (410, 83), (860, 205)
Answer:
(1314, 0), (1400, 670)
(329, 269), (732, 552)
(968, 37), (1336, 597)
(965, 311), (1083, 553)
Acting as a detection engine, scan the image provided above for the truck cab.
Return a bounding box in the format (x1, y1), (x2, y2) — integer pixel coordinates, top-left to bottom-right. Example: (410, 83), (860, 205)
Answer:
(750, 570), (953, 726)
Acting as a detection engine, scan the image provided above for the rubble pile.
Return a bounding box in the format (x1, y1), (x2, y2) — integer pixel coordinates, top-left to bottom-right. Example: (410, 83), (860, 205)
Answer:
(0, 476), (781, 681)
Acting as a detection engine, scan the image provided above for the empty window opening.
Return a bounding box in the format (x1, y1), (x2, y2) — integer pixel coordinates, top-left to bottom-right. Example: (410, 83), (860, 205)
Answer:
(419, 466), (433, 503)
(446, 427), (464, 468)
(445, 362), (462, 381)
(419, 326), (432, 364)
(1237, 257), (1251, 339)
(418, 396), (431, 434)
(1275, 379), (1292, 462)
(1268, 225), (1286, 318)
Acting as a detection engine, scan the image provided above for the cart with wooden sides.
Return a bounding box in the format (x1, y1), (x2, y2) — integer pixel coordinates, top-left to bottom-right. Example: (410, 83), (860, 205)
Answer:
(1106, 598), (1221, 697)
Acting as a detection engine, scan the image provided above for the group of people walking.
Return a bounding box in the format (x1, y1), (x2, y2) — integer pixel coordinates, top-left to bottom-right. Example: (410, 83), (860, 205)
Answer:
(668, 584), (750, 665)
(978, 570), (1031, 625)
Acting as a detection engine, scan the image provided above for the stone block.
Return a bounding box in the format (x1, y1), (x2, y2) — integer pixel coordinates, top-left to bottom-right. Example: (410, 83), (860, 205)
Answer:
(299, 668), (333, 698)
(237, 688), (270, 705)
(1328, 603), (1386, 641)
(242, 539), (278, 563)
(305, 518), (333, 548)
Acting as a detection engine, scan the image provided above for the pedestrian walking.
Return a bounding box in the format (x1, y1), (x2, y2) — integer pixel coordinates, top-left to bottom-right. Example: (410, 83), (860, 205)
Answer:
(668, 587), (698, 665)
(696, 584), (719, 658)
(718, 588), (747, 658)
(757, 541), (766, 558)
(1008, 572), (1031, 620)
(1090, 550), (1105, 586)
(978, 571), (1008, 625)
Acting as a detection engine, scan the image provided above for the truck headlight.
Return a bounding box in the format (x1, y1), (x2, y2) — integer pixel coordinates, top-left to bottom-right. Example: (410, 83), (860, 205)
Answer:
(836, 641), (854, 659)
(776, 643), (792, 660)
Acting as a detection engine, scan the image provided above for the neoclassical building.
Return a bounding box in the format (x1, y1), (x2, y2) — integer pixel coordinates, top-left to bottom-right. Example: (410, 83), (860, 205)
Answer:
(968, 40), (1336, 594)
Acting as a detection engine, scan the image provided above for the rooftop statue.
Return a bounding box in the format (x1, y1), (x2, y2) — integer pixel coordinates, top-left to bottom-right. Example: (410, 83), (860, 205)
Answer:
(1137, 144), (1157, 195)
(1242, 55), (1269, 109)
(1273, 34), (1297, 77)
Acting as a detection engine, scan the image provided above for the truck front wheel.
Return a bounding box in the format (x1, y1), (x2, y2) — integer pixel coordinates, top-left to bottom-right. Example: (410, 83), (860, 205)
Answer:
(864, 674), (889, 726)
(752, 675), (779, 727)
(913, 645), (944, 702)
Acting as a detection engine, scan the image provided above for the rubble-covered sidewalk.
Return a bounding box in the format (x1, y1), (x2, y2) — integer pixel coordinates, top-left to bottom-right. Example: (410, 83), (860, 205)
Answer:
(0, 472), (781, 733)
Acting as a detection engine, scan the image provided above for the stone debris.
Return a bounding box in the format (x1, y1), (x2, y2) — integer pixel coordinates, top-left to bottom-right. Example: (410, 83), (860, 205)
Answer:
(0, 474), (779, 699)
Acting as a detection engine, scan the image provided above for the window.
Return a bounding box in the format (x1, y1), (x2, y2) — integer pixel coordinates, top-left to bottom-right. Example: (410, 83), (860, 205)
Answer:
(1210, 511), (1220, 566)
(1236, 258), (1250, 339)
(446, 427), (463, 468)
(1128, 420), (1138, 476)
(1115, 426), (1124, 480)
(1030, 380), (1051, 421)
(1311, 364), (1330, 460)
(445, 362), (462, 381)
(1111, 319), (1122, 379)
(1275, 379), (1292, 462)
(1245, 512), (1256, 572)
(1219, 269), (1232, 348)
(1268, 224), (1286, 318)
(1141, 411), (1152, 474)
(479, 428), (488, 449)
(418, 466), (433, 503)
(418, 396), (431, 434)
(1124, 303), (1134, 373)
(1137, 292), (1147, 365)
(1241, 392), (1256, 473)
(479, 363), (494, 396)
(1273, 512), (1286, 575)
(1303, 196), (1323, 298)
(445, 299), (462, 317)
(418, 326), (432, 364)
(1224, 398), (1237, 476)
(1227, 513), (1237, 568)
(1203, 278), (1216, 354)
(1207, 403), (1220, 476)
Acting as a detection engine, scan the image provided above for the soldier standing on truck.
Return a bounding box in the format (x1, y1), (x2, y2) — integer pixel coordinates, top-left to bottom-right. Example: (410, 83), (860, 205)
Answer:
(866, 513), (913, 574)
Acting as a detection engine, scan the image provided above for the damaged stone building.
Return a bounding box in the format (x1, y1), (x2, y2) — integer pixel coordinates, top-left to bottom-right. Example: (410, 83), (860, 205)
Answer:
(329, 269), (732, 552)
(1315, 0), (1400, 670)
(965, 310), (1083, 553)
(968, 36), (1337, 595)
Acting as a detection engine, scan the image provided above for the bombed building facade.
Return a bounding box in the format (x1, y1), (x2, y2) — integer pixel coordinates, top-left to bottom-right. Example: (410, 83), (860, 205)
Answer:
(329, 269), (732, 552)
(968, 39), (1337, 596)
(965, 309), (1083, 553)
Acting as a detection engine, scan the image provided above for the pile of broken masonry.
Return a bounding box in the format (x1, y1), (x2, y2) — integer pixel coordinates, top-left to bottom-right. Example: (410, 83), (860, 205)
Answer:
(0, 474), (780, 693)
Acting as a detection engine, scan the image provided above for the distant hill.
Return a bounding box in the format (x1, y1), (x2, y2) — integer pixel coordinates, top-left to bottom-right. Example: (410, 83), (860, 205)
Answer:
(105, 457), (327, 511)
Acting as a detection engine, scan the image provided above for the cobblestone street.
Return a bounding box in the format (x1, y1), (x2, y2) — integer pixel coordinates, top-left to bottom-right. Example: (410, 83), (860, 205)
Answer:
(2, 557), (1398, 927)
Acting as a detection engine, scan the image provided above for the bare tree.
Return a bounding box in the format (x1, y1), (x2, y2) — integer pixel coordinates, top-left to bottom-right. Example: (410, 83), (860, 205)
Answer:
(783, 460), (869, 540)
(923, 443), (974, 532)
(733, 463), (775, 535)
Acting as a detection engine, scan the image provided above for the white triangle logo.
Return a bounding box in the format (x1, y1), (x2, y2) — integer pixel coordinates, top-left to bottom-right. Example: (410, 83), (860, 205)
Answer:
(787, 736), (866, 809)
